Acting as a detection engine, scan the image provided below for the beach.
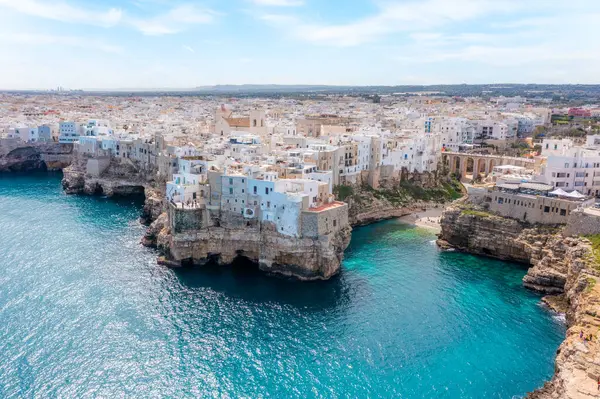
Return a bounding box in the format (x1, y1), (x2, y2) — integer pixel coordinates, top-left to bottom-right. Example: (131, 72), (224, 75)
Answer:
(399, 207), (443, 232)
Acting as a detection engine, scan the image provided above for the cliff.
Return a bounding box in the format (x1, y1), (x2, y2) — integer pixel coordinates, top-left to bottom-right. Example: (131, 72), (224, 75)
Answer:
(438, 204), (600, 398)
(151, 201), (352, 281)
(156, 222), (351, 281)
(337, 173), (463, 226)
(0, 143), (72, 172)
(62, 156), (147, 196)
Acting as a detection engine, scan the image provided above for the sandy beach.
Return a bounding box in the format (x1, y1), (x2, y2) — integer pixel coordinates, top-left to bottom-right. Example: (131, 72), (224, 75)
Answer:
(399, 207), (444, 232)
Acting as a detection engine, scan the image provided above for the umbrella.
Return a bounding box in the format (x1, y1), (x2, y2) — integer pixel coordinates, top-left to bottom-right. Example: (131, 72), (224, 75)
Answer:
(565, 190), (586, 198)
(549, 188), (569, 196)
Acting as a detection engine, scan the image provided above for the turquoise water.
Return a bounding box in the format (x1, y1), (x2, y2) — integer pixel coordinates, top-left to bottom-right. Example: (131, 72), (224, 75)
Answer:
(0, 174), (565, 398)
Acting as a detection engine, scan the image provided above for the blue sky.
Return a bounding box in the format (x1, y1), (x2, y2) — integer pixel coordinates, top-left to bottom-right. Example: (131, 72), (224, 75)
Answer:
(0, 0), (598, 89)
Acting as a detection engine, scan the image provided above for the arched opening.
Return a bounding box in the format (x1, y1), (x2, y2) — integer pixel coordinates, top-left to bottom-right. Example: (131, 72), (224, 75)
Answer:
(465, 157), (474, 176)
(452, 157), (461, 174)
(475, 158), (486, 180)
(488, 160), (496, 176)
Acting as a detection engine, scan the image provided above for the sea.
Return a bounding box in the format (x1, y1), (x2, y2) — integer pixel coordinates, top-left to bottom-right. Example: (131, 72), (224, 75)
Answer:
(0, 173), (565, 398)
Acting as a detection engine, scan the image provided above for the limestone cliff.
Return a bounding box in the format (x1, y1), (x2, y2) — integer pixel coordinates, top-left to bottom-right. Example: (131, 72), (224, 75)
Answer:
(438, 204), (600, 398)
(338, 173), (463, 226)
(62, 156), (148, 196)
(0, 143), (72, 172)
(156, 222), (352, 281)
(140, 186), (165, 225)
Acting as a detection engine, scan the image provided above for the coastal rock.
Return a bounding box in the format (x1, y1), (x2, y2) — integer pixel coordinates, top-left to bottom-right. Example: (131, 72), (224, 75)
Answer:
(438, 204), (533, 263)
(158, 221), (352, 281)
(0, 146), (46, 172)
(0, 143), (72, 173)
(344, 176), (461, 226)
(140, 186), (165, 225)
(62, 155), (148, 198)
(141, 212), (168, 248)
(438, 204), (600, 398)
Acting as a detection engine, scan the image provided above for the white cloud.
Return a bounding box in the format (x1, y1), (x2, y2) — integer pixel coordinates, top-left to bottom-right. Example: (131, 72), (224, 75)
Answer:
(260, 0), (524, 46)
(0, 0), (122, 27)
(182, 44), (195, 53)
(0, 0), (218, 35)
(249, 0), (304, 6)
(259, 0), (600, 47)
(0, 33), (123, 53)
(128, 4), (218, 35)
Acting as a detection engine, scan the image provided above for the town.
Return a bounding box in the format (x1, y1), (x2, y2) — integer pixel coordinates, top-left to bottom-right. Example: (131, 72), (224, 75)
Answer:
(4, 90), (600, 396)
(2, 92), (600, 223)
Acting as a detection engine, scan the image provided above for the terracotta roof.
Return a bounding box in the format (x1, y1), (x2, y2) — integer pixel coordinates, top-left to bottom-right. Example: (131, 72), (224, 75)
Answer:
(306, 201), (346, 212)
(225, 117), (250, 128)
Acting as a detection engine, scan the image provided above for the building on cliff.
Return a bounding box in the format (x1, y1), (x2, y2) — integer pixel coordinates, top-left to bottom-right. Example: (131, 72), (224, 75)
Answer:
(161, 163), (351, 279)
(470, 181), (595, 225)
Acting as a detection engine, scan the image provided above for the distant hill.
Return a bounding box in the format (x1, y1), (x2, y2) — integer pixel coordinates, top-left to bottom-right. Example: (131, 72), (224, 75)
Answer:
(2, 84), (600, 100)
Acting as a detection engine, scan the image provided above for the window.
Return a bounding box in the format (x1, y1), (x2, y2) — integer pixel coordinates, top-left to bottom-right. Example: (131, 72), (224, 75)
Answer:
(267, 201), (271, 208)
(333, 220), (337, 227)
(265, 187), (269, 195)
(229, 188), (233, 194)
(560, 209), (567, 216)
(544, 206), (550, 213)
(254, 186), (257, 194)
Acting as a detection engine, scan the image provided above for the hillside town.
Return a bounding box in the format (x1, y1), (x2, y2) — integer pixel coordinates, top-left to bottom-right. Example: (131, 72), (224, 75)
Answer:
(0, 94), (600, 225)
(2, 93), (600, 230)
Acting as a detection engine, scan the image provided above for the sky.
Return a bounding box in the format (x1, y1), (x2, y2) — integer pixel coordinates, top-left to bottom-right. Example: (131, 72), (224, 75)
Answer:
(0, 0), (599, 89)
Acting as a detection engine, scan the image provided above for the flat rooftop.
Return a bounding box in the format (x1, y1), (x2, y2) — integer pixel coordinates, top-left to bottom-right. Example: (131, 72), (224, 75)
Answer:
(306, 201), (346, 213)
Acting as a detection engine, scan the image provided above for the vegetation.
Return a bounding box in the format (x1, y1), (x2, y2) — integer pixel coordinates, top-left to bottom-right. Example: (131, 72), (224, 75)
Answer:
(461, 209), (493, 218)
(333, 185), (354, 201)
(586, 277), (597, 294)
(333, 176), (463, 208)
(584, 234), (600, 270)
(370, 179), (462, 205)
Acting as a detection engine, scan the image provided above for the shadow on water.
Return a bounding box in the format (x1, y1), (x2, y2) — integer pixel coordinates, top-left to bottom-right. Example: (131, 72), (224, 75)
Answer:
(172, 256), (351, 311)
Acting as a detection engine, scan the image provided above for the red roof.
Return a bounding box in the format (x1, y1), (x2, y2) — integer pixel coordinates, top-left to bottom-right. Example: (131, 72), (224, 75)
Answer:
(307, 201), (345, 212)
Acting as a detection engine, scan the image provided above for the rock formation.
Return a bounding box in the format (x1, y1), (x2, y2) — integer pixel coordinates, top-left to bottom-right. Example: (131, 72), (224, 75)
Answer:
(438, 202), (600, 398)
(62, 156), (148, 197)
(340, 172), (463, 226)
(0, 143), (72, 172)
(156, 222), (352, 281)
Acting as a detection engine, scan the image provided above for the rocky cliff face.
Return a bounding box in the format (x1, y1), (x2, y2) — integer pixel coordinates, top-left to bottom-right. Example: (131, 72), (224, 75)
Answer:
(155, 221), (352, 281)
(62, 157), (148, 197)
(140, 186), (165, 225)
(0, 144), (72, 172)
(341, 175), (462, 226)
(438, 204), (600, 398)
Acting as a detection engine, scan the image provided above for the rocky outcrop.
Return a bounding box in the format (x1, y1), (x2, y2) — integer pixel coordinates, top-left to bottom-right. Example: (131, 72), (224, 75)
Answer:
(0, 143), (72, 172)
(157, 219), (352, 281)
(438, 204), (600, 398)
(62, 156), (149, 197)
(347, 194), (413, 226)
(343, 177), (462, 226)
(528, 241), (600, 399)
(141, 212), (168, 248)
(140, 186), (165, 225)
(0, 146), (47, 172)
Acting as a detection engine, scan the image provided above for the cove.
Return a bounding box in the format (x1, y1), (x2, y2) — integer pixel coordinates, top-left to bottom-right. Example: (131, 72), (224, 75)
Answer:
(0, 174), (564, 398)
